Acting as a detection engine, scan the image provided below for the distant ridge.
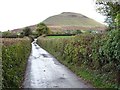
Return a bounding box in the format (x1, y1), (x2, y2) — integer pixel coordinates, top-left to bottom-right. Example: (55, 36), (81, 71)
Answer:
(11, 12), (106, 33)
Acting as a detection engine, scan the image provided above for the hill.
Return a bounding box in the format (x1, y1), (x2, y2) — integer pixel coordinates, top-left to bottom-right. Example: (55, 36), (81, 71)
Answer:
(43, 12), (104, 27)
(11, 12), (106, 33)
(43, 12), (106, 33)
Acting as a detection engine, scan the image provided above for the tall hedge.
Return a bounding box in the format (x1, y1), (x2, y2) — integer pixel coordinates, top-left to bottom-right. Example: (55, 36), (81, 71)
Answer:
(2, 38), (31, 88)
(37, 32), (120, 88)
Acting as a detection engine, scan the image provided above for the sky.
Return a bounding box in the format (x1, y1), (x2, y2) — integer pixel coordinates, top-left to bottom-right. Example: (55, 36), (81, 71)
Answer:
(0, 0), (106, 32)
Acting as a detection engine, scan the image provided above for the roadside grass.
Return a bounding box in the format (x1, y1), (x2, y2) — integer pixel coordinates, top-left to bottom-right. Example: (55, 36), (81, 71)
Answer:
(58, 58), (117, 89)
(66, 64), (117, 88)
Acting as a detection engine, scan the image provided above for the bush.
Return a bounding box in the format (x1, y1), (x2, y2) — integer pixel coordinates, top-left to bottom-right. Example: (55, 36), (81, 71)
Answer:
(2, 32), (20, 38)
(36, 22), (51, 36)
(22, 27), (31, 36)
(101, 29), (120, 86)
(2, 38), (31, 88)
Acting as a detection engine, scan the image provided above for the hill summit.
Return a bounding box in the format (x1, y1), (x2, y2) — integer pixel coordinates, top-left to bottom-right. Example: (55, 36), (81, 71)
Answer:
(42, 12), (106, 32)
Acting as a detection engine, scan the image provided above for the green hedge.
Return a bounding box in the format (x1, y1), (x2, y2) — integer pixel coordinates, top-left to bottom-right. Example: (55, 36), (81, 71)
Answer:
(37, 31), (120, 88)
(2, 38), (31, 88)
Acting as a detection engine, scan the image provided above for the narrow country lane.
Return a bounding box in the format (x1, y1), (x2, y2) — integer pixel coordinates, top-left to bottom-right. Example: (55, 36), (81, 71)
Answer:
(23, 39), (92, 88)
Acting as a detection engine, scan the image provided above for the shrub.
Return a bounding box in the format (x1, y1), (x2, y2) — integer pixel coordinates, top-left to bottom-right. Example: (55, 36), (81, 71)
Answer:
(36, 23), (51, 36)
(101, 29), (120, 86)
(22, 27), (31, 36)
(2, 32), (20, 38)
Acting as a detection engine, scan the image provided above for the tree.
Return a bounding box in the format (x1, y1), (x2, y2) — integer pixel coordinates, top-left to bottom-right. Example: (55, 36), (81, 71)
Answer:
(96, 0), (120, 30)
(36, 22), (50, 36)
(96, 0), (120, 87)
(23, 27), (31, 36)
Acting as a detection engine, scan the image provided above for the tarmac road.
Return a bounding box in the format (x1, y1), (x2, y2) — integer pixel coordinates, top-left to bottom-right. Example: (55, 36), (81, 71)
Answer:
(23, 39), (92, 88)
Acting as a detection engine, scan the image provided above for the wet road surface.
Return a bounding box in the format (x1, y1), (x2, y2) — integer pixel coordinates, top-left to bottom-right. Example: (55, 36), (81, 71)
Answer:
(23, 39), (92, 88)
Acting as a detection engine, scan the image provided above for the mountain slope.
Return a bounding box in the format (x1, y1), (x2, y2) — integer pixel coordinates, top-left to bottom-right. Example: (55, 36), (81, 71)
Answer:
(43, 12), (105, 27)
(42, 12), (106, 32)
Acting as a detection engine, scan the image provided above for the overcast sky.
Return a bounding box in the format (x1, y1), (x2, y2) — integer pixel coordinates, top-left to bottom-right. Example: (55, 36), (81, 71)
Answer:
(0, 0), (106, 32)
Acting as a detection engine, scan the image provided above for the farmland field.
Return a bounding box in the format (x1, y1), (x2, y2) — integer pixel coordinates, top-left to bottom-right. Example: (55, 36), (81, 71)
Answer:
(46, 36), (75, 38)
(1, 37), (32, 88)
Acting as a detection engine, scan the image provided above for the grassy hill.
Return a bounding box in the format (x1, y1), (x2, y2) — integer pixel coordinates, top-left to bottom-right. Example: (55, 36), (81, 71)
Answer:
(43, 12), (104, 27)
(43, 12), (106, 33)
(11, 12), (106, 34)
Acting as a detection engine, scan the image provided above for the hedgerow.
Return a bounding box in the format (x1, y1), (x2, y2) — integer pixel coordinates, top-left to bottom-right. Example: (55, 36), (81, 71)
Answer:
(37, 31), (120, 88)
(2, 38), (31, 88)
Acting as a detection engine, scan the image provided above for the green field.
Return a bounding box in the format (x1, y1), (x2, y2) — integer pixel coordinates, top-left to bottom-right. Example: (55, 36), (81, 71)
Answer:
(46, 36), (74, 38)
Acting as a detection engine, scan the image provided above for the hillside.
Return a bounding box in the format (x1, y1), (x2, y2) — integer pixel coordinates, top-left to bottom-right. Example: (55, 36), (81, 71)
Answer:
(43, 12), (106, 32)
(11, 12), (106, 33)
(43, 12), (104, 27)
